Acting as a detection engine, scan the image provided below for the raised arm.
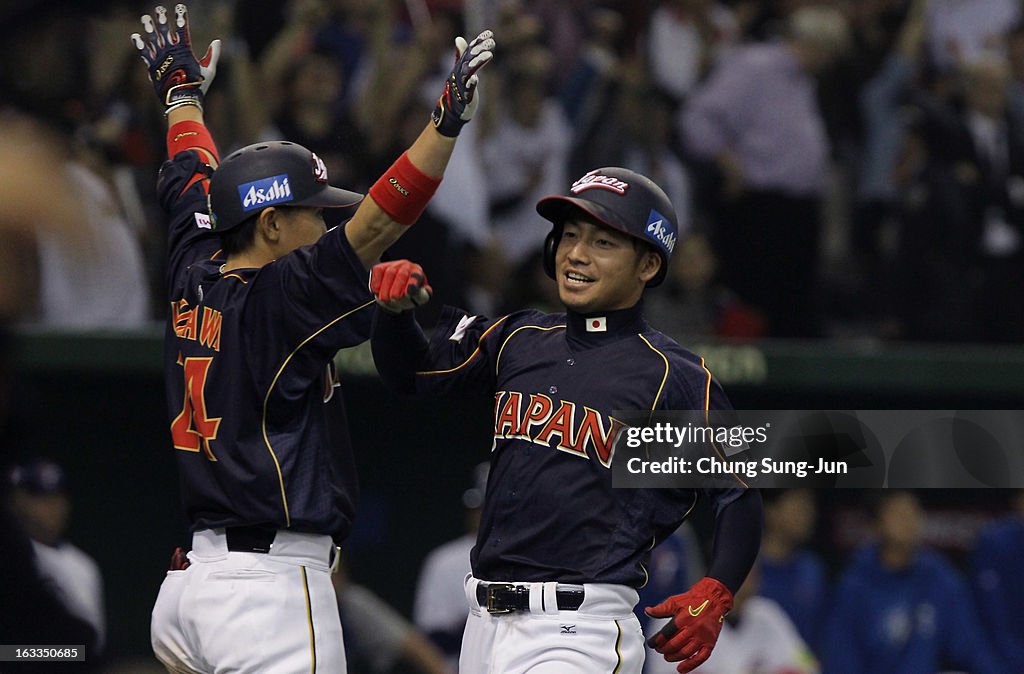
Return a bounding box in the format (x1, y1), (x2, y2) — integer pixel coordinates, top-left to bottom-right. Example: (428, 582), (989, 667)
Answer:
(345, 30), (495, 267)
(133, 4), (496, 272)
(132, 4), (221, 163)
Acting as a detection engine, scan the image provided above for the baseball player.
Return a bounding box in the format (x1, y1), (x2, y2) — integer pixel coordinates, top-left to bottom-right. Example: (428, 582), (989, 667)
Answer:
(370, 167), (763, 673)
(130, 5), (494, 673)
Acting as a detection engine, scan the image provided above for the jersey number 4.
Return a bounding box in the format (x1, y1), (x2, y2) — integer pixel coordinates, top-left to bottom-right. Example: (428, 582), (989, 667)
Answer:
(171, 356), (222, 460)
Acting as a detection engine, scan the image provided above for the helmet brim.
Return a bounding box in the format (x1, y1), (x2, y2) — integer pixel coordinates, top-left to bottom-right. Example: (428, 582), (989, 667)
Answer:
(536, 195), (634, 239)
(293, 185), (364, 209)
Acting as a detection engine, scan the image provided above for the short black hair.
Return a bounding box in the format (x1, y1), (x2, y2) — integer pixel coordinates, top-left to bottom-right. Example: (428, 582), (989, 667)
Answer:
(631, 236), (658, 258)
(219, 214), (258, 257)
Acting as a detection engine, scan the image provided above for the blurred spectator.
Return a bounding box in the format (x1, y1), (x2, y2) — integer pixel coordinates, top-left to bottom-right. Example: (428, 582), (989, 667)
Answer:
(617, 76), (693, 233)
(333, 563), (449, 674)
(757, 488), (827, 653)
(0, 113), (73, 322)
(645, 232), (766, 340)
(514, 0), (576, 84)
(892, 52), (1024, 342)
(8, 459), (106, 653)
(479, 45), (571, 309)
(561, 7), (628, 177)
(822, 491), (1006, 674)
(561, 37), (697, 220)
(925, 0), (1020, 72)
(412, 462), (489, 670)
(1, 3), (151, 329)
(646, 0), (739, 108)
(28, 159), (152, 329)
(815, 0), (911, 164)
(737, 0), (805, 42)
(971, 490), (1024, 669)
(264, 49), (370, 192)
(681, 5), (850, 338)
(851, 0), (927, 327)
(0, 105), (100, 670)
(1007, 20), (1024, 117)
(236, 0), (376, 89)
(691, 563), (819, 674)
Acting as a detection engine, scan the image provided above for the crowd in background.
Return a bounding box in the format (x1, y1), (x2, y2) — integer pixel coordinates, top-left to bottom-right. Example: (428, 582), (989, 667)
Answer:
(4, 0), (1024, 342)
(2, 2), (1024, 671)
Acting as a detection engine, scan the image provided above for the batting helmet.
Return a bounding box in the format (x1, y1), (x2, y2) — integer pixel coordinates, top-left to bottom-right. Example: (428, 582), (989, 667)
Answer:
(536, 167), (678, 287)
(208, 141), (363, 232)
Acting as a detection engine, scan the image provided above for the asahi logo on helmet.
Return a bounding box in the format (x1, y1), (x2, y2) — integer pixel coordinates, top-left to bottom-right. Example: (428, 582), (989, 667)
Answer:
(238, 174), (293, 211)
(311, 152), (328, 184)
(570, 169), (629, 195)
(646, 210), (676, 254)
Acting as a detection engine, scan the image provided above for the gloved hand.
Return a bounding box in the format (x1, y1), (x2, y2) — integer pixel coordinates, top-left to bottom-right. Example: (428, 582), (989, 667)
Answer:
(369, 260), (432, 313)
(131, 4), (221, 114)
(644, 577), (733, 673)
(431, 30), (495, 137)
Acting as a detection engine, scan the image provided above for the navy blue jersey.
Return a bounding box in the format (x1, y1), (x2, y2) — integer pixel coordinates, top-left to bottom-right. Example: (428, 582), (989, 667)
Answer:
(158, 150), (373, 540)
(411, 302), (744, 587)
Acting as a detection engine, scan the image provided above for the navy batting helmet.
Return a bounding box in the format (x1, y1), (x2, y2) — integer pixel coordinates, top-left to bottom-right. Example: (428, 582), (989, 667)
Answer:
(208, 141), (363, 232)
(536, 167), (678, 287)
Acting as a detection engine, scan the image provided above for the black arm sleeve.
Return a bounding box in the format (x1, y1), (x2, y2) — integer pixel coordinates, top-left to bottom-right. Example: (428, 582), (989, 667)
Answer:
(706, 488), (763, 595)
(370, 309), (430, 395)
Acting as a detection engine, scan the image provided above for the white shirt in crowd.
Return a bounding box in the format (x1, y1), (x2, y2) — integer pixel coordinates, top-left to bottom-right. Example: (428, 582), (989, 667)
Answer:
(31, 539), (106, 651)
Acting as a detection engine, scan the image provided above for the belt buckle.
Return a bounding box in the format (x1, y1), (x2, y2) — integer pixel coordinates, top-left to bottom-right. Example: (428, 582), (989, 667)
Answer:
(484, 583), (515, 614)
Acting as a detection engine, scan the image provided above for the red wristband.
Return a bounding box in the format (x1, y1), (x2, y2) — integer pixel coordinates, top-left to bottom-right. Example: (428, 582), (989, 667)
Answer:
(368, 152), (442, 226)
(166, 120), (220, 163)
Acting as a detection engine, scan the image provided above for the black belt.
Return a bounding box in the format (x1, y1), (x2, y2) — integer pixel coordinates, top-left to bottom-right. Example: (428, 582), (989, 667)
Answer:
(223, 526), (339, 567)
(225, 526), (276, 553)
(476, 583), (585, 614)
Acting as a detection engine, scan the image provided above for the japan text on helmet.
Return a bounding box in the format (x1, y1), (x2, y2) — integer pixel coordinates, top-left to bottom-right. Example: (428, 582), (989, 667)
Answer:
(536, 167), (678, 287)
(207, 141), (363, 232)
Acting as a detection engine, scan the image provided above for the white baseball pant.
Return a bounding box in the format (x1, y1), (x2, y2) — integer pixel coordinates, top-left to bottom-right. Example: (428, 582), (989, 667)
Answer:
(151, 528), (344, 673)
(460, 575), (645, 673)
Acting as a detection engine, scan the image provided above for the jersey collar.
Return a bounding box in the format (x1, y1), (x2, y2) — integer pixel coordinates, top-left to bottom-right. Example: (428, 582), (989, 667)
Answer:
(565, 301), (647, 349)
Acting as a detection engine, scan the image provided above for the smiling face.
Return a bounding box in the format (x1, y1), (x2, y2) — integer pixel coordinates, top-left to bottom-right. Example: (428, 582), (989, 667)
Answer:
(554, 217), (660, 313)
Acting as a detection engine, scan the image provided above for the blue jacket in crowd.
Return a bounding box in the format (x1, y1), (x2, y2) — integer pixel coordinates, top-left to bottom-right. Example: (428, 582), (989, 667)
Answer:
(972, 516), (1024, 671)
(823, 544), (1005, 674)
(758, 549), (828, 652)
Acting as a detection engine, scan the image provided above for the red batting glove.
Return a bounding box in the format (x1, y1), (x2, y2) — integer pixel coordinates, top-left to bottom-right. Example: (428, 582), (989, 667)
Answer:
(369, 260), (433, 313)
(644, 577), (733, 673)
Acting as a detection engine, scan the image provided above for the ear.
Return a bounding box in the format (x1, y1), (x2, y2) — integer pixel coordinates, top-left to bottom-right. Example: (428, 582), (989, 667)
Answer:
(256, 207), (282, 243)
(638, 251), (661, 284)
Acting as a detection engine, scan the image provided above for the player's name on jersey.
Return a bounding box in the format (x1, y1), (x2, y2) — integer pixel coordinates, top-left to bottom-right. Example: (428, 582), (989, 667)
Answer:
(171, 298), (223, 351)
(625, 455), (849, 479)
